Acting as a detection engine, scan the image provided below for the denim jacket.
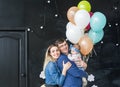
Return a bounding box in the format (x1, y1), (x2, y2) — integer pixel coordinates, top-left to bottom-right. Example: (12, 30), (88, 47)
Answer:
(45, 61), (65, 86)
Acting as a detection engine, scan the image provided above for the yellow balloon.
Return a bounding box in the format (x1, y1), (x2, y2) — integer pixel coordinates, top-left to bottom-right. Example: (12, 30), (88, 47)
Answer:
(77, 1), (91, 12)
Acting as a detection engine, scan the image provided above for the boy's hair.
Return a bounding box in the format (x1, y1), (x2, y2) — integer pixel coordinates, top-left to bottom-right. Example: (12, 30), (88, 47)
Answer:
(70, 44), (80, 53)
(73, 44), (80, 50)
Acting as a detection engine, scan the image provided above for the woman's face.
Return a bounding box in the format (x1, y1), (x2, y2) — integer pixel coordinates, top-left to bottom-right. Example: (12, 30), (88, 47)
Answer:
(50, 46), (60, 60)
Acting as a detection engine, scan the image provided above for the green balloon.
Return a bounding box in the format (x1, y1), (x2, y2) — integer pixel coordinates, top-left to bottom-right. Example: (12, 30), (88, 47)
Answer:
(77, 1), (91, 12)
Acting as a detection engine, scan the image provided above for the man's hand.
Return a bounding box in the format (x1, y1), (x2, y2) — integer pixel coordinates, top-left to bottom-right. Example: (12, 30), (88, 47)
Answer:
(75, 60), (87, 70)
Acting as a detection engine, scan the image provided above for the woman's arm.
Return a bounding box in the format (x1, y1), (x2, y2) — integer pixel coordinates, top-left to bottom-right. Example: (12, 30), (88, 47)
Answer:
(62, 61), (71, 76)
(48, 62), (71, 86)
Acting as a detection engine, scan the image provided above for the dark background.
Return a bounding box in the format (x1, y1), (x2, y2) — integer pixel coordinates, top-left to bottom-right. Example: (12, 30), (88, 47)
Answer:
(0, 0), (120, 87)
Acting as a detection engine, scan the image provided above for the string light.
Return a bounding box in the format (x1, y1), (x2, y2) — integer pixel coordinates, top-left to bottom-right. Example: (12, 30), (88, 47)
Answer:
(47, 0), (50, 3)
(54, 0), (59, 18)
(40, 26), (44, 29)
(108, 24), (112, 27)
(55, 14), (58, 17)
(113, 6), (118, 10)
(101, 41), (104, 44)
(115, 23), (118, 26)
(116, 43), (119, 46)
(112, 0), (120, 48)
(27, 28), (31, 31)
(40, 0), (46, 29)
(108, 23), (112, 27)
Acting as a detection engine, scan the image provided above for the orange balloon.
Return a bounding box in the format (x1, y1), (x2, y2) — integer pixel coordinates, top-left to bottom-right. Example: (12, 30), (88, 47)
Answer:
(78, 35), (93, 56)
(67, 6), (79, 24)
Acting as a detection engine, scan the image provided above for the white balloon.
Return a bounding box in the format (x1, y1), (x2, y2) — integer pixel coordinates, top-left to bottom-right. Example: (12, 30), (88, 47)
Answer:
(66, 22), (74, 30)
(74, 10), (90, 29)
(66, 22), (84, 44)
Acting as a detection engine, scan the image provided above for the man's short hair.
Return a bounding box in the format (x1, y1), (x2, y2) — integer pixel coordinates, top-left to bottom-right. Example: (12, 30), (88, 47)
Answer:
(54, 38), (66, 46)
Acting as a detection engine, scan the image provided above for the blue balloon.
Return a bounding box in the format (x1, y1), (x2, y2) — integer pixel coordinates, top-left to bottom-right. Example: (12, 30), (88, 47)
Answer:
(88, 29), (104, 44)
(90, 12), (107, 32)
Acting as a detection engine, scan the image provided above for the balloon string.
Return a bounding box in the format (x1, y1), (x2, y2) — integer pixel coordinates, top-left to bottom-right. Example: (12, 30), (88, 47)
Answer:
(93, 48), (97, 56)
(89, 48), (97, 57)
(55, 0), (59, 14)
(83, 55), (89, 63)
(82, 48), (97, 63)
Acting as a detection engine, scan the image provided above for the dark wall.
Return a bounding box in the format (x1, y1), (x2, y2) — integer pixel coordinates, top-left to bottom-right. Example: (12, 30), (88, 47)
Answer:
(0, 0), (120, 87)
(24, 1), (68, 87)
(0, 0), (24, 27)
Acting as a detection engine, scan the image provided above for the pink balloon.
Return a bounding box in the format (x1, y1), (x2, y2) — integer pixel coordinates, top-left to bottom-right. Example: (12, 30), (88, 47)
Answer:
(85, 23), (90, 31)
(85, 12), (93, 31)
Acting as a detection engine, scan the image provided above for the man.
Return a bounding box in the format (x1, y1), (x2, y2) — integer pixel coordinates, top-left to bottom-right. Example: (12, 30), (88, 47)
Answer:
(54, 38), (88, 87)
(55, 38), (87, 69)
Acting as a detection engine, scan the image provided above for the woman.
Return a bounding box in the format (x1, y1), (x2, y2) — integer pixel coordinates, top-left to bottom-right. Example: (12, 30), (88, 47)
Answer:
(43, 44), (71, 87)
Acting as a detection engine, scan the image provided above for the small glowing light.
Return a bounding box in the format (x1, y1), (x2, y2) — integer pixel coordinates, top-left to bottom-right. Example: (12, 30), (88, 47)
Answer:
(115, 23), (118, 26)
(108, 24), (112, 27)
(55, 14), (58, 17)
(101, 41), (103, 44)
(27, 28), (30, 31)
(108, 23), (112, 27)
(114, 6), (118, 10)
(40, 26), (44, 29)
(47, 0), (50, 3)
(116, 43), (119, 46)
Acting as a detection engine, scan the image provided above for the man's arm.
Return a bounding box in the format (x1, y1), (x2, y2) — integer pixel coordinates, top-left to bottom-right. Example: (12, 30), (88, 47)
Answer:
(75, 60), (87, 70)
(57, 54), (88, 78)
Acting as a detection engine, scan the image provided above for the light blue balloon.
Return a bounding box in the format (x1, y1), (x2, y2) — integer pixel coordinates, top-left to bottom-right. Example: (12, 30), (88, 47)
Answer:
(90, 12), (107, 32)
(88, 29), (104, 44)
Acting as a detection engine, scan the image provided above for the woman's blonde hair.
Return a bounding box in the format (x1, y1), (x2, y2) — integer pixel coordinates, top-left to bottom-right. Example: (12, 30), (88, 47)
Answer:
(43, 44), (57, 71)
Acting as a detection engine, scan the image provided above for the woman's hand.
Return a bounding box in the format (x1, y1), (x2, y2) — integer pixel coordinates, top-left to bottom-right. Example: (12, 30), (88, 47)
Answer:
(62, 61), (72, 75)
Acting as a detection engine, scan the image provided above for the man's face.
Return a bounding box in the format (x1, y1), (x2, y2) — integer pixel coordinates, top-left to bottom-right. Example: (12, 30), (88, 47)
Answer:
(57, 41), (69, 55)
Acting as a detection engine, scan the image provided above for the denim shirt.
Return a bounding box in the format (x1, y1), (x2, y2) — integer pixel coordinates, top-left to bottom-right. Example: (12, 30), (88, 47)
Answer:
(45, 61), (65, 86)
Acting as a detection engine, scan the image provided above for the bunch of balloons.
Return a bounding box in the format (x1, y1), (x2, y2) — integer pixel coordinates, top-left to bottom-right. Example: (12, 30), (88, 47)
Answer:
(66, 0), (107, 56)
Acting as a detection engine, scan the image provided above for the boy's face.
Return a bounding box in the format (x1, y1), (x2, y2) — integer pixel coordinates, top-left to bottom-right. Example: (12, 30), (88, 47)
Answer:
(71, 49), (78, 55)
(57, 41), (69, 55)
